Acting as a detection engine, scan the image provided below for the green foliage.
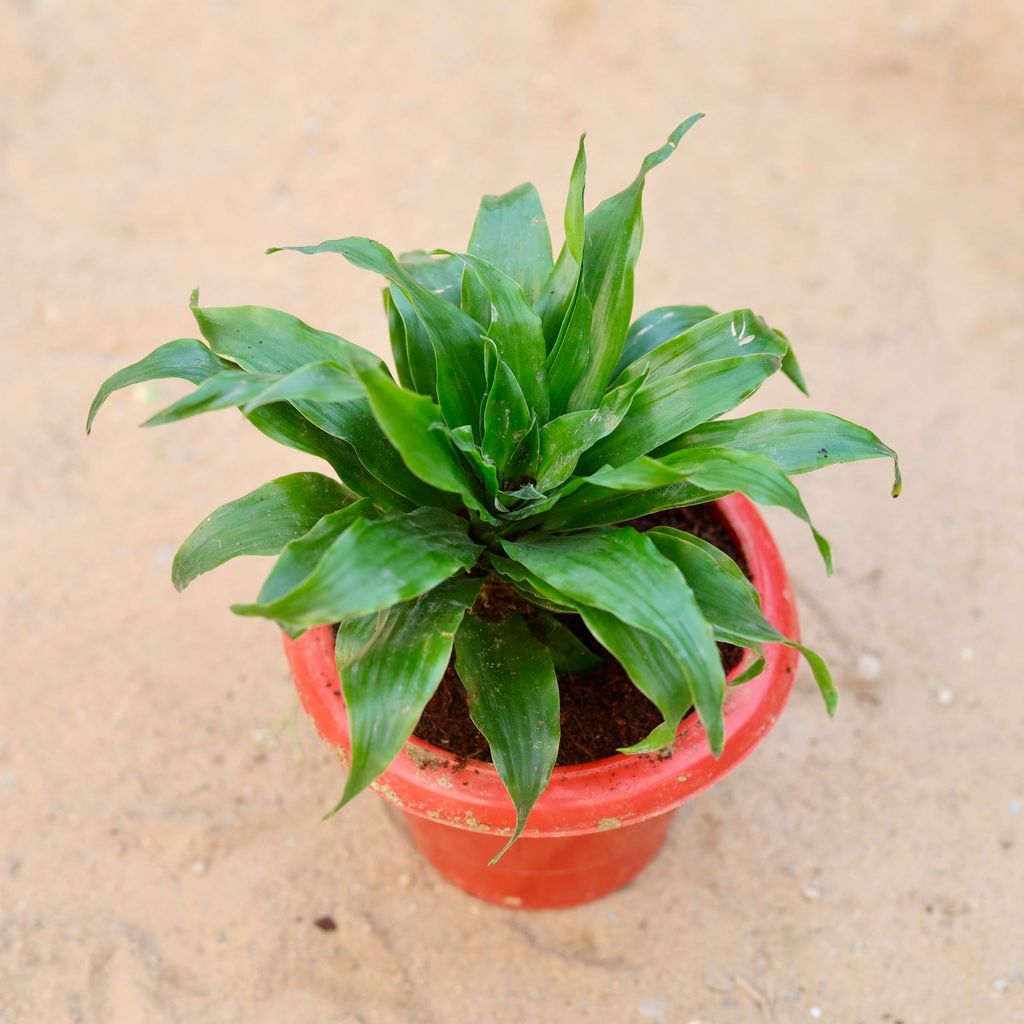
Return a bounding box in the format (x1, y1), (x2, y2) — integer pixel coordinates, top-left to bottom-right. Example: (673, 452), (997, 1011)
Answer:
(88, 118), (899, 858)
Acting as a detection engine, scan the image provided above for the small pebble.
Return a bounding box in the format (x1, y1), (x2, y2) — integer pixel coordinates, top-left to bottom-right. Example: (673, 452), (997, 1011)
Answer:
(637, 998), (667, 1022)
(810, 1008), (823, 1020)
(899, 17), (922, 40)
(992, 978), (1009, 993)
(704, 966), (734, 992)
(397, 872), (411, 888)
(961, 647), (975, 661)
(190, 859), (208, 875)
(935, 687), (955, 706)
(802, 883), (822, 902)
(855, 653), (882, 682)
(314, 916), (337, 932)
(1010, 800), (1020, 817)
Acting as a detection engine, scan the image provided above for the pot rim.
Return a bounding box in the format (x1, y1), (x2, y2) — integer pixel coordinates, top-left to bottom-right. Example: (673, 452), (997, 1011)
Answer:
(285, 494), (799, 838)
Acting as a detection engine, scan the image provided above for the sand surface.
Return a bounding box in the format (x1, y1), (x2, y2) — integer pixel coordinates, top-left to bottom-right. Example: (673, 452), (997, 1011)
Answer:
(2, 2), (1022, 1021)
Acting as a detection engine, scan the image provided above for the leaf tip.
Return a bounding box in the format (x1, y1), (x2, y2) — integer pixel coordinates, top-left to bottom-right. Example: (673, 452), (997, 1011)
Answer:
(890, 455), (903, 498)
(189, 287), (199, 308)
(487, 826), (523, 866)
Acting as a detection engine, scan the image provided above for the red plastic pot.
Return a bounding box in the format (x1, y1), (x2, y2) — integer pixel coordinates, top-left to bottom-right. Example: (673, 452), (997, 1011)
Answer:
(284, 494), (799, 909)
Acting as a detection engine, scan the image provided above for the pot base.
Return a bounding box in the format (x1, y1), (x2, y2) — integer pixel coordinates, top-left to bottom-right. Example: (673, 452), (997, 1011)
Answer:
(401, 808), (676, 909)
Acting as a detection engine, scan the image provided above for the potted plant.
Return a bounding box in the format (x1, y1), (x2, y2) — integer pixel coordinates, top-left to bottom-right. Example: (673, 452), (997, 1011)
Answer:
(88, 115), (900, 909)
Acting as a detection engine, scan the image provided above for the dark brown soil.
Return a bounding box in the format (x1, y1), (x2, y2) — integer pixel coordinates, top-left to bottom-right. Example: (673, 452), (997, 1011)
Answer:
(414, 503), (751, 766)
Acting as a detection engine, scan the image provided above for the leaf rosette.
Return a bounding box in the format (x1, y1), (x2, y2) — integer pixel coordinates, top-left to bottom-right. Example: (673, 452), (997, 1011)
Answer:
(89, 117), (900, 857)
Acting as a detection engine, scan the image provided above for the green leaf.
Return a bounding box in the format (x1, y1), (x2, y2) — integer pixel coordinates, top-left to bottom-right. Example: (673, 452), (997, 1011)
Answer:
(246, 403), (411, 508)
(776, 329), (809, 395)
(191, 302), (381, 375)
(581, 454), (688, 491)
(545, 287), (594, 416)
(534, 477), (715, 532)
(385, 251), (464, 398)
(578, 353), (781, 473)
(400, 249), (464, 303)
(481, 353), (534, 480)
(659, 446), (832, 572)
(241, 361), (364, 412)
(535, 615), (604, 673)
(268, 238), (486, 431)
(142, 369), (284, 426)
(467, 183), (553, 305)
(447, 424), (501, 504)
(491, 552), (702, 754)
(576, 608), (693, 754)
(648, 527), (837, 713)
(383, 288), (414, 391)
(565, 115), (704, 412)
(86, 338), (233, 434)
(535, 135), (588, 349)
(171, 473), (351, 591)
(668, 409), (902, 496)
(232, 508), (482, 629)
(616, 306), (808, 395)
(504, 415), (541, 485)
(357, 366), (495, 521)
(445, 251), (549, 421)
(502, 528), (726, 754)
(540, 137), (591, 413)
(614, 305), (715, 377)
(85, 334), (377, 491)
(191, 302), (443, 509)
(329, 577), (482, 813)
(616, 309), (789, 385)
(536, 370), (647, 492)
(256, 500), (378, 607)
(455, 612), (560, 861)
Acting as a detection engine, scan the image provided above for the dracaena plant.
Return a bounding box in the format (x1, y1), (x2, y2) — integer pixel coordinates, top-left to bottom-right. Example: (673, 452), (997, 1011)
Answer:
(88, 115), (900, 859)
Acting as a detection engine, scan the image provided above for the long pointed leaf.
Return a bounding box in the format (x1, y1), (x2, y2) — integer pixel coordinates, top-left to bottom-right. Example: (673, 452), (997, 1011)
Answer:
(232, 508), (482, 629)
(481, 354), (534, 480)
(256, 500), (377, 606)
(467, 183), (553, 305)
(357, 365), (496, 521)
(667, 409), (902, 496)
(616, 309), (789, 385)
(268, 238), (486, 431)
(535, 135), (588, 349)
(172, 473), (350, 591)
(445, 250), (549, 420)
(536, 369), (647, 492)
(491, 554), (701, 753)
(660, 447), (832, 572)
(86, 338), (233, 434)
(329, 577), (482, 812)
(502, 528), (726, 754)
(455, 612), (560, 861)
(578, 353), (781, 473)
(191, 302), (443, 508)
(614, 305), (715, 377)
(617, 305), (807, 394)
(649, 527), (838, 713)
(241, 361), (364, 412)
(143, 369), (282, 426)
(566, 114), (704, 412)
(541, 137), (591, 412)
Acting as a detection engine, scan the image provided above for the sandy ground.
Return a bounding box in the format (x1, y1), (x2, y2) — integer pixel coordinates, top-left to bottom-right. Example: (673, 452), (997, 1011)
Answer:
(2, 1), (1022, 1021)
